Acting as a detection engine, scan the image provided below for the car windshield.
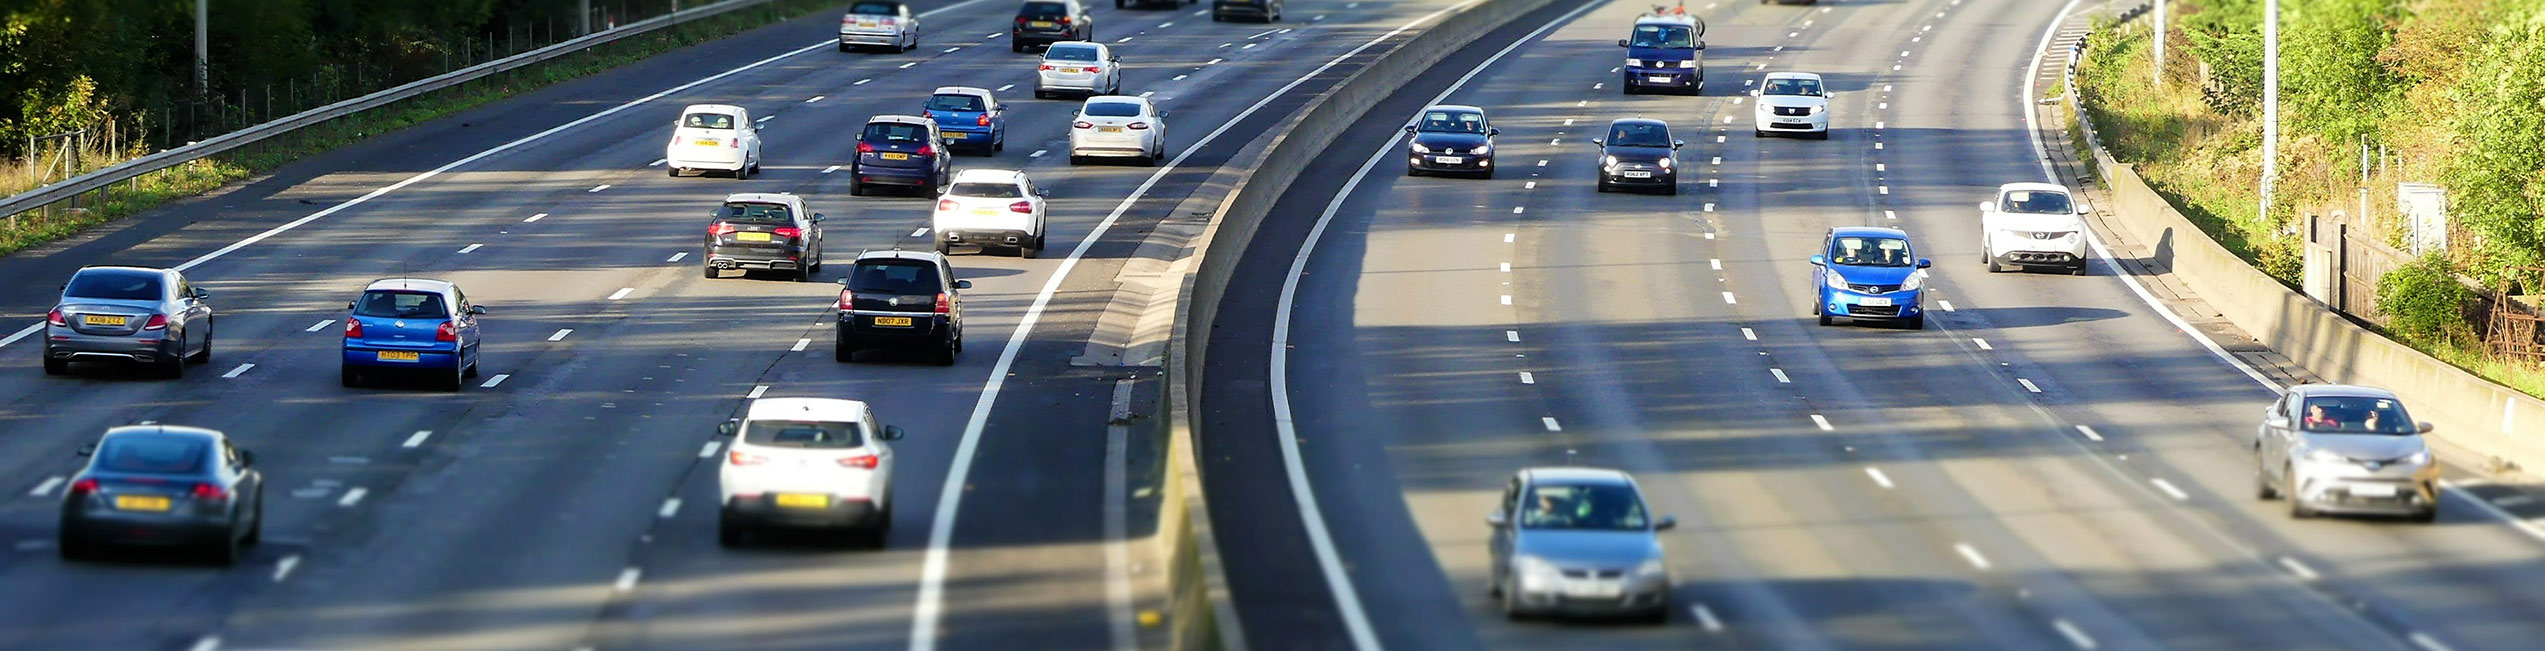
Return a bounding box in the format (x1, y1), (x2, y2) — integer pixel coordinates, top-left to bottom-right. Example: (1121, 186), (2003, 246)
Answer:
(1020, 1), (1069, 17)
(1762, 78), (1824, 97)
(850, 261), (944, 295)
(717, 202), (793, 225)
(743, 420), (866, 449)
(850, 1), (899, 14)
(862, 122), (929, 143)
(63, 271), (163, 301)
(682, 112), (736, 129)
(949, 181), (1023, 198)
(1418, 110), (1485, 133)
(1607, 122), (1670, 147)
(1829, 236), (1914, 266)
(1630, 24), (1694, 48)
(95, 435), (209, 474)
(353, 290), (449, 318)
(1084, 101), (1141, 117)
(1519, 482), (1651, 531)
(2299, 396), (2418, 435)
(927, 94), (986, 112)
(2001, 190), (2074, 214)
(1046, 45), (1099, 62)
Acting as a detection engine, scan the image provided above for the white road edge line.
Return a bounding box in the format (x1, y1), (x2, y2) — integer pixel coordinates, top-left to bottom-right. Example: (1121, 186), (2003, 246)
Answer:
(2279, 556), (2320, 581)
(2053, 618), (2098, 649)
(1865, 467), (1895, 489)
(1954, 543), (1992, 570)
(2075, 425), (2103, 441)
(337, 487), (368, 508)
(2410, 632), (2455, 651)
(1691, 604), (1724, 633)
(403, 430), (433, 448)
(29, 476), (64, 497)
(2151, 478), (2190, 501)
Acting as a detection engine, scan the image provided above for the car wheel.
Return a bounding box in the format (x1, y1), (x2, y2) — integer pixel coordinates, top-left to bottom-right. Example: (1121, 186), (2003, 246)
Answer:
(1817, 314), (1835, 327)
(839, 43), (853, 53)
(207, 526), (240, 567)
(1986, 254), (2003, 273)
(190, 324), (213, 364)
(795, 264), (812, 283)
(1070, 155), (1086, 165)
(1019, 244), (1039, 259)
(2287, 465), (2312, 518)
(2412, 506), (2439, 523)
(1663, 183), (1679, 196)
(1406, 165), (1421, 177)
(995, 133), (1006, 152)
(668, 167), (682, 177)
(442, 363), (465, 392)
(835, 329), (857, 363)
(2254, 459), (2280, 500)
(936, 332), (958, 366)
(1479, 167), (1495, 180)
(464, 359), (479, 379)
(340, 365), (360, 388)
(1902, 314), (1925, 330)
(2071, 262), (2089, 276)
(57, 534), (91, 562)
(1596, 181), (1612, 193)
(1146, 145), (1163, 167)
(934, 239), (952, 255)
(719, 517), (746, 548)
(733, 164), (749, 181)
(44, 356), (67, 376)
(1754, 129), (1767, 138)
(1813, 130), (1831, 141)
(160, 351), (185, 380)
(242, 496), (263, 545)
(848, 177), (867, 196)
(1499, 580), (1527, 621)
(1012, 41), (1026, 53)
(703, 265), (720, 279)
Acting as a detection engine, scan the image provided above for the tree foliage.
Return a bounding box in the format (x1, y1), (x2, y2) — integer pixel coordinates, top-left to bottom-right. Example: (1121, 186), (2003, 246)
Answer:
(2437, 4), (2545, 284)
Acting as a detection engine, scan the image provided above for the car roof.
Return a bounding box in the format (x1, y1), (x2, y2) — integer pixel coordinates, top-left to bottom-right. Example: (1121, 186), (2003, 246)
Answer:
(102, 424), (224, 441)
(1425, 104), (1485, 114)
(1830, 226), (1910, 239)
(363, 277), (459, 294)
(682, 104), (745, 115)
(951, 168), (1026, 183)
(933, 86), (993, 97)
(745, 397), (870, 423)
(1763, 72), (1824, 81)
(1607, 117), (1670, 130)
(1522, 466), (1636, 486)
(722, 192), (801, 205)
(2291, 384), (2402, 400)
(1635, 14), (1700, 27)
(867, 114), (936, 127)
(1997, 182), (2070, 194)
(74, 265), (169, 277)
(855, 249), (948, 264)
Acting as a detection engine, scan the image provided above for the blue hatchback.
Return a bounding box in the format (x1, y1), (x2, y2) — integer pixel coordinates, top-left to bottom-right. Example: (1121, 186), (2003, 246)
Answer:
(923, 86), (1005, 155)
(1811, 227), (1931, 329)
(341, 278), (484, 390)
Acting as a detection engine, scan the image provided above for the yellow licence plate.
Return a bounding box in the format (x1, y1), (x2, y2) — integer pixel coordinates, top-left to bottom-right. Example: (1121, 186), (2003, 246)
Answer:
(82, 315), (128, 326)
(692, 138), (719, 146)
(1030, 20), (1056, 27)
(775, 493), (830, 508)
(114, 495), (171, 512)
(882, 152), (910, 160)
(972, 208), (997, 216)
(873, 316), (914, 327)
(1098, 126), (1124, 133)
(1060, 67), (1083, 74)
(736, 232), (773, 242)
(377, 350), (421, 362)
(858, 19), (879, 26)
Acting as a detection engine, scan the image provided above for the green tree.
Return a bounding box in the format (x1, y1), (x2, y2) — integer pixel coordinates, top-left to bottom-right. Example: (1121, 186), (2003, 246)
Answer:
(2438, 7), (2545, 283)
(2283, 0), (2402, 146)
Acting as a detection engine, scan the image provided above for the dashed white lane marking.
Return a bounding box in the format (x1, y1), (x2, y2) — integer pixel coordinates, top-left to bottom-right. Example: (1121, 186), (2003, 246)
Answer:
(1174, 74), (1188, 81)
(1500, 263), (1511, 272)
(990, 31), (1005, 37)
(1710, 156), (1721, 165)
(793, 338), (812, 352)
(1503, 233), (1515, 243)
(699, 441), (722, 458)
(1939, 300), (1956, 311)
(29, 476), (63, 497)
(823, 165), (840, 174)
(1506, 331), (1520, 342)
(1703, 202), (1715, 212)
(911, 227), (931, 237)
(2411, 632), (2455, 651)
(1954, 543), (1992, 570)
(649, 159), (666, 166)
(747, 385), (771, 399)
(1518, 372), (1535, 385)
(1524, 181), (1536, 189)
(2152, 478), (2190, 501)
(1158, 21), (1174, 28)
(1709, 259), (1722, 270)
(1715, 135), (1726, 143)
(1892, 64), (1902, 71)
(1536, 160), (1548, 167)
(1721, 292), (1737, 304)
(1692, 604), (1724, 633)
(1720, 115), (1734, 123)
(1577, 100), (1587, 107)
(1500, 295), (1513, 306)
(997, 84), (1016, 91)
(1549, 138), (1561, 145)
(1878, 102), (1890, 110)
(588, 184), (610, 193)
(523, 213), (548, 223)
(403, 430), (433, 448)
(1885, 84), (1896, 92)
(187, 637), (220, 651)
(456, 243), (483, 254)
(1541, 417), (1562, 432)
(1879, 186), (1890, 195)
(2054, 619), (2098, 649)
(855, 79), (872, 86)
(806, 95), (826, 103)
(1875, 163), (1886, 172)
(756, 116), (772, 123)
(608, 288), (635, 300)
(1865, 467), (1895, 489)
(659, 498), (682, 519)
(2018, 378), (2042, 393)
(1770, 368), (1790, 384)
(480, 373), (510, 388)
(1206, 58), (1224, 65)
(273, 555), (302, 582)
(900, 62), (919, 69)
(337, 487), (368, 508)
(1972, 338), (1993, 350)
(548, 329), (573, 342)
(1876, 121), (1887, 130)
(1704, 233), (1716, 240)
(1511, 207), (1524, 214)
(1243, 42), (1258, 50)
(1810, 414), (1833, 431)
(1884, 210), (1898, 220)
(1591, 83), (1603, 90)
(2076, 425), (2104, 441)
(1140, 91), (1157, 98)
(1741, 328), (1757, 341)
(221, 364), (255, 379)
(1563, 118), (1575, 126)
(614, 567), (643, 592)
(1875, 142), (1885, 150)
(667, 251), (689, 263)
(304, 320), (335, 332)
(2279, 556), (2321, 581)
(1031, 149), (1048, 158)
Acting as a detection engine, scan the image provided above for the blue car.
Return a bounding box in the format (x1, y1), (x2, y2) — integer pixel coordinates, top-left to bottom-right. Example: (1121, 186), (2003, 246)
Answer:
(923, 86), (1005, 155)
(1618, 13), (1703, 95)
(1811, 227), (1931, 329)
(341, 278), (485, 390)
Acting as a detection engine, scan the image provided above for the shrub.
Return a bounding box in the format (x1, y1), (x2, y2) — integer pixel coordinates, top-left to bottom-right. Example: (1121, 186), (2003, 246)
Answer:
(2376, 254), (2475, 344)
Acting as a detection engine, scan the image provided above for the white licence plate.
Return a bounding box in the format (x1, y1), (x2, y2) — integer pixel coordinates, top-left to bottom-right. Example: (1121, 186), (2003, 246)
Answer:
(1647, 75), (1674, 83)
(1565, 582), (1622, 598)
(1859, 297), (1893, 306)
(2351, 483), (2399, 498)
(1434, 156), (1463, 164)
(1622, 171), (1652, 179)
(1781, 118), (1811, 124)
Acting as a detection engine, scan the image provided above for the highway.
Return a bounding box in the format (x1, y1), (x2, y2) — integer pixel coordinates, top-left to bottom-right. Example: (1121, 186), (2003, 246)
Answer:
(1204, 0), (2545, 649)
(0, 0), (1482, 649)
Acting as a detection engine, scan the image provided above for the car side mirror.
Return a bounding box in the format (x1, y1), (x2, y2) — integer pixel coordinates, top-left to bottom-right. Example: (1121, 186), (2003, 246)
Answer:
(2077, 205), (2092, 215)
(1488, 127), (1500, 136)
(1616, 38), (1630, 47)
(1403, 125), (1417, 134)
(238, 449), (257, 467)
(1655, 516), (1677, 531)
(812, 213), (826, 222)
(2263, 414), (2289, 428)
(1590, 138), (1604, 146)
(1486, 510), (1508, 527)
(468, 305), (487, 315)
(76, 444), (94, 457)
(837, 277), (851, 286)
(1809, 254), (1827, 266)
(1694, 41), (1706, 51)
(1672, 140), (1686, 149)
(1979, 201), (1994, 211)
(882, 425), (907, 441)
(717, 418), (739, 436)
(954, 280), (973, 290)
(193, 288), (211, 299)
(1916, 258), (1932, 269)
(2418, 422), (2436, 434)
(346, 301), (357, 310)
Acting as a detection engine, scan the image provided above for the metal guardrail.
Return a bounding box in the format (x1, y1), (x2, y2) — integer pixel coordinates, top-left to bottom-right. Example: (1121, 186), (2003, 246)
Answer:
(0, 0), (785, 224)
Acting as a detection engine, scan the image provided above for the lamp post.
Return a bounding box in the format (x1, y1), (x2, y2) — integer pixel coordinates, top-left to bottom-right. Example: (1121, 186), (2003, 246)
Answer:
(2152, 0), (2166, 83)
(194, 0), (209, 94)
(2260, 0), (2279, 227)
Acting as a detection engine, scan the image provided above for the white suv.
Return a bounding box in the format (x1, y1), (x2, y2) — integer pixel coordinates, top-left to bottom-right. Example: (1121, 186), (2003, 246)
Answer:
(932, 169), (1049, 257)
(717, 397), (905, 548)
(1980, 182), (2089, 274)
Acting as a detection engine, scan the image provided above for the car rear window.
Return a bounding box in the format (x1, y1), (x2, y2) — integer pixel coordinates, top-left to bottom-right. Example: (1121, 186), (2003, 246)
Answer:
(96, 435), (209, 474)
(863, 122), (930, 143)
(927, 94), (986, 112)
(1083, 101), (1140, 117)
(1020, 1), (1069, 17)
(850, 1), (900, 14)
(354, 290), (449, 318)
(1045, 46), (1099, 62)
(743, 420), (866, 448)
(63, 271), (163, 300)
(2001, 190), (2074, 214)
(682, 112), (736, 129)
(949, 181), (1022, 198)
(850, 261), (945, 294)
(717, 201), (794, 225)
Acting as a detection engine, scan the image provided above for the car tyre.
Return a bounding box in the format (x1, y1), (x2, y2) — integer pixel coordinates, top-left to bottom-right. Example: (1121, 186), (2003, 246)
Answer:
(2411, 507), (2439, 523)
(190, 325), (213, 364)
(1986, 254), (2004, 273)
(1406, 165), (1422, 177)
(1902, 314), (1925, 330)
(836, 329), (857, 363)
(2254, 460), (2280, 500)
(936, 332), (958, 366)
(242, 496), (263, 546)
(1664, 183), (1679, 196)
(934, 239), (952, 255)
(1070, 154), (1087, 165)
(340, 366), (360, 388)
(668, 167), (682, 177)
(464, 358), (480, 379)
(159, 351), (185, 380)
(2071, 262), (2089, 276)
(1479, 167), (1495, 180)
(1596, 181), (1612, 193)
(733, 164), (749, 181)
(719, 517), (746, 548)
(207, 527), (240, 567)
(1813, 130), (1831, 140)
(1817, 314), (1835, 327)
(1754, 129), (1768, 138)
(2287, 465), (2312, 518)
(44, 356), (67, 376)
(57, 534), (91, 562)
(1012, 40), (1025, 53)
(839, 43), (853, 53)
(1499, 582), (1527, 621)
(1019, 243), (1040, 259)
(442, 363), (465, 392)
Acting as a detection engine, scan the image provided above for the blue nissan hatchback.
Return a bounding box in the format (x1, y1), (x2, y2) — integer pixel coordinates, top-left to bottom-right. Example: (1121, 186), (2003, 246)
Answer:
(922, 87), (1005, 155)
(1812, 227), (1931, 329)
(341, 278), (484, 390)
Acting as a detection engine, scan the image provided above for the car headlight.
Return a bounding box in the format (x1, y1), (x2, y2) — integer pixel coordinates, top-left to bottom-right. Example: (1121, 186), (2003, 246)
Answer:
(1824, 272), (1849, 289)
(1680, 59), (1700, 69)
(1657, 157), (1673, 170)
(1625, 58), (1642, 68)
(1900, 272), (1925, 291)
(1472, 145), (1491, 155)
(2406, 450), (2432, 466)
(1410, 142), (1430, 154)
(2301, 447), (2345, 463)
(1808, 104), (1827, 115)
(1635, 558), (1668, 578)
(1602, 154), (1619, 169)
(1513, 556), (1562, 585)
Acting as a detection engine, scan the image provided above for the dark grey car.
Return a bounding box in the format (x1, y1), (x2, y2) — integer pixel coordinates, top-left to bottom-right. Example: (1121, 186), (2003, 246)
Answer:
(59, 425), (264, 565)
(43, 266), (213, 378)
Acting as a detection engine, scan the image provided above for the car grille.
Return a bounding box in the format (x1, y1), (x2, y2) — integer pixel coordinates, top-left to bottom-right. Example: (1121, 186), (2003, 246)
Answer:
(1851, 305), (1902, 317)
(1847, 283), (1902, 294)
(2027, 231), (2071, 240)
(1559, 568), (1627, 579)
(1773, 106), (1812, 116)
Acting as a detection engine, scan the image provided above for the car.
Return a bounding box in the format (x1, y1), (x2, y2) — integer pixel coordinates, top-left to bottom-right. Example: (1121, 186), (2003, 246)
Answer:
(1212, 0), (1284, 22)
(835, 250), (969, 365)
(42, 266), (212, 378)
(1070, 95), (1168, 165)
(839, 0), (920, 52)
(1120, 0), (1196, 8)
(1404, 104), (1498, 178)
(1752, 72), (1829, 139)
(2256, 384), (2441, 522)
(717, 397), (907, 548)
(1036, 42), (1122, 99)
(58, 425), (263, 565)
(933, 169), (1050, 257)
(1810, 227), (1932, 329)
(847, 115), (953, 197)
(1486, 467), (1675, 622)
(704, 193), (827, 281)
(665, 104), (763, 179)
(1981, 182), (2089, 274)
(923, 86), (1007, 155)
(1619, 12), (1704, 94)
(1593, 118), (1683, 194)
(1012, 0), (1093, 52)
(340, 278), (486, 390)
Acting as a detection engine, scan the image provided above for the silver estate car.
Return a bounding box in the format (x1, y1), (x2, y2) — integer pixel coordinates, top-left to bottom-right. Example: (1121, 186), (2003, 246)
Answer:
(1487, 467), (1676, 622)
(43, 266), (213, 378)
(2256, 384), (2441, 522)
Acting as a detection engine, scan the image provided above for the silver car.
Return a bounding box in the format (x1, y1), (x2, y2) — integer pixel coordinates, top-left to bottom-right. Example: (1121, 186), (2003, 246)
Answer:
(1035, 42), (1121, 99)
(43, 266), (213, 378)
(2256, 384), (2441, 522)
(1487, 467), (1675, 622)
(838, 0), (919, 52)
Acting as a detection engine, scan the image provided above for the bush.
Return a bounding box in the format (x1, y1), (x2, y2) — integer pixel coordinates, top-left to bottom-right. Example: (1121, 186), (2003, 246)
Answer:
(2376, 255), (2475, 344)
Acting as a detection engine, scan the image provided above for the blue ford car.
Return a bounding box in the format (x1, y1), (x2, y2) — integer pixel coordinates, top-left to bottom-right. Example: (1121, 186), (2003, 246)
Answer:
(923, 86), (1005, 155)
(1618, 13), (1703, 95)
(1811, 227), (1931, 329)
(341, 278), (485, 390)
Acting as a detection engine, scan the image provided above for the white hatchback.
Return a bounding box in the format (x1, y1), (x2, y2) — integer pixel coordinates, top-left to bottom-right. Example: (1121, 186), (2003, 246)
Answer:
(1070, 96), (1168, 166)
(666, 104), (764, 179)
(716, 397), (904, 548)
(932, 169), (1049, 257)
(1036, 42), (1121, 99)
(1752, 72), (1830, 139)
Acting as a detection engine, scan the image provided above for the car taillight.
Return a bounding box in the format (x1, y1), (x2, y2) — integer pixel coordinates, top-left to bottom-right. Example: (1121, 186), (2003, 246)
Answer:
(773, 227), (802, 239)
(46, 309), (66, 326)
(1059, 16), (1073, 24)
(729, 451), (768, 466)
(1009, 201), (1034, 214)
(1086, 66), (1102, 74)
(1039, 64), (1055, 71)
(858, 141), (876, 154)
(837, 290), (855, 311)
(1015, 16), (1030, 25)
(917, 143), (935, 156)
(141, 314), (169, 330)
(838, 454), (880, 469)
(1073, 121), (1093, 129)
(436, 321), (459, 342)
(729, 138), (741, 149)
(191, 482), (229, 501)
(1127, 122), (1149, 130)
(344, 319), (364, 338)
(933, 293), (952, 315)
(68, 478), (97, 496)
(879, 17), (897, 26)
(938, 199), (959, 211)
(977, 114), (992, 126)
(711, 222), (739, 237)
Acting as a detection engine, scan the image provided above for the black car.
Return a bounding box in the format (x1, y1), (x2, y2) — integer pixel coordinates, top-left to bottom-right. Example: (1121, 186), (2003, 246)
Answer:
(1405, 104), (1498, 178)
(59, 425), (263, 565)
(1593, 118), (1684, 195)
(836, 251), (969, 365)
(1212, 0), (1283, 22)
(1012, 0), (1093, 51)
(704, 194), (826, 281)
(848, 115), (953, 197)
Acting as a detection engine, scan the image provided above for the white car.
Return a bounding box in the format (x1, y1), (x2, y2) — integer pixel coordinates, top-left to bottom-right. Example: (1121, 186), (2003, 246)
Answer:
(839, 0), (919, 52)
(1070, 96), (1168, 166)
(932, 169), (1049, 257)
(1980, 182), (2090, 274)
(666, 104), (763, 179)
(1036, 42), (1121, 99)
(1752, 72), (1829, 139)
(717, 397), (905, 548)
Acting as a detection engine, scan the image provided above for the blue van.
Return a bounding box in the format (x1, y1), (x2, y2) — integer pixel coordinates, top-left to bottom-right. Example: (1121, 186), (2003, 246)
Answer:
(1618, 12), (1704, 95)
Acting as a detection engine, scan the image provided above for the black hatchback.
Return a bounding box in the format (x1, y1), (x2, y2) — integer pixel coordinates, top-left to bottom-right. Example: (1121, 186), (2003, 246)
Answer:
(835, 251), (969, 365)
(1012, 0), (1093, 51)
(1593, 118), (1684, 195)
(59, 425), (264, 565)
(849, 116), (953, 197)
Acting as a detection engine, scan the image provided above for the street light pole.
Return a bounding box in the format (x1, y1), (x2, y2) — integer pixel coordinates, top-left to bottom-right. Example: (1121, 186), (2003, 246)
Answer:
(2152, 0), (2166, 83)
(2260, 0), (2279, 226)
(193, 0), (209, 94)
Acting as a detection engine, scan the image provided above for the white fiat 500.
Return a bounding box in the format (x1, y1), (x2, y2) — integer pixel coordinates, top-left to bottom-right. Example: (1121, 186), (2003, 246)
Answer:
(1069, 96), (1168, 166)
(1980, 182), (2090, 274)
(666, 104), (763, 179)
(932, 169), (1050, 257)
(717, 397), (905, 548)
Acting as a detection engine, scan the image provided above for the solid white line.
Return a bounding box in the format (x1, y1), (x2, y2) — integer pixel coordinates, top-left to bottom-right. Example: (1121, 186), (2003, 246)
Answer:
(2151, 478), (2190, 501)
(1741, 328), (1757, 341)
(1692, 604), (1724, 633)
(1542, 417), (1563, 432)
(457, 243), (483, 254)
(1811, 414), (1833, 431)
(2411, 632), (2455, 651)
(1972, 338), (1993, 350)
(221, 364), (255, 378)
(793, 338), (812, 352)
(659, 498), (682, 519)
(273, 555), (302, 582)
(1770, 368), (1789, 384)
(403, 430), (433, 448)
(548, 329), (573, 342)
(1954, 543), (1992, 570)
(2279, 556), (2320, 581)
(305, 319), (335, 332)
(699, 441), (722, 458)
(1721, 291), (1737, 304)
(2018, 378), (2042, 393)
(479, 373), (509, 388)
(1103, 380), (1139, 651)
(608, 288), (634, 300)
(337, 487), (368, 508)
(1519, 372), (1535, 385)
(523, 213), (547, 223)
(29, 476), (64, 497)
(588, 184), (610, 193)
(2438, 479), (2545, 543)
(2054, 618), (2098, 649)
(747, 385), (770, 399)
(2076, 425), (2103, 441)
(614, 567), (642, 592)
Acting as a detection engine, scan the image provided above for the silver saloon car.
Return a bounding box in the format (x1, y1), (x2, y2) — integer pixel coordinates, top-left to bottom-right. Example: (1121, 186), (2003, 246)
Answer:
(2256, 384), (2441, 522)
(1488, 467), (1675, 622)
(44, 266), (213, 378)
